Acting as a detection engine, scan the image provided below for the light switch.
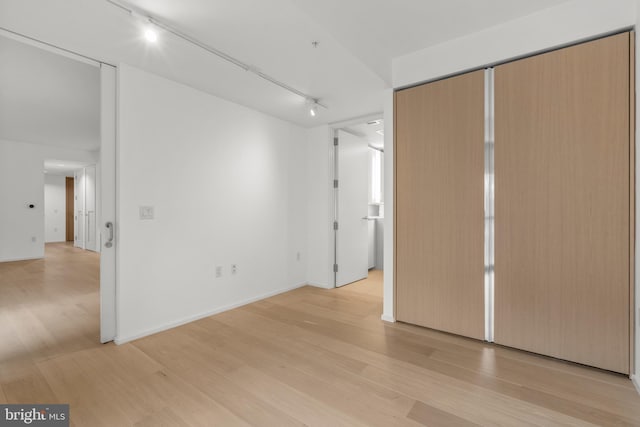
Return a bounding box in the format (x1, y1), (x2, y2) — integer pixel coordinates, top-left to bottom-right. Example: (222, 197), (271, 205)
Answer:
(139, 206), (154, 220)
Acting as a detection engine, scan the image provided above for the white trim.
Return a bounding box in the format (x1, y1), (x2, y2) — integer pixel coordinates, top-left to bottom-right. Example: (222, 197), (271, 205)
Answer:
(307, 281), (333, 289)
(381, 314), (396, 323)
(382, 89), (395, 322)
(632, 375), (640, 395)
(329, 112), (383, 130)
(99, 63), (117, 343)
(0, 27), (105, 67)
(114, 282), (307, 344)
(0, 256), (44, 263)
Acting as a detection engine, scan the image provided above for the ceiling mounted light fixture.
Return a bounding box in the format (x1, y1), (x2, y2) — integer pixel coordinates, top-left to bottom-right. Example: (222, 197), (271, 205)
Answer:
(144, 26), (158, 43)
(129, 9), (158, 43)
(307, 98), (320, 117)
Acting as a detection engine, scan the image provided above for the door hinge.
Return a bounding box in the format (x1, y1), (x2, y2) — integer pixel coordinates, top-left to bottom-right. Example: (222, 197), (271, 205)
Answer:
(333, 137), (338, 146)
(333, 221), (339, 230)
(333, 264), (339, 273)
(333, 179), (339, 188)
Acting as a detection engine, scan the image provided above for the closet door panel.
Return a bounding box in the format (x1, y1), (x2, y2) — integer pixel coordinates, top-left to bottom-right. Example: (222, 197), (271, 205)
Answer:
(395, 70), (485, 340)
(494, 33), (631, 373)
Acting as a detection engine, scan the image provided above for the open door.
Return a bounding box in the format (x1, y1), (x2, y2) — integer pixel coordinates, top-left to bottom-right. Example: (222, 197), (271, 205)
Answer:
(100, 64), (117, 343)
(74, 169), (84, 248)
(85, 164), (97, 252)
(335, 130), (369, 287)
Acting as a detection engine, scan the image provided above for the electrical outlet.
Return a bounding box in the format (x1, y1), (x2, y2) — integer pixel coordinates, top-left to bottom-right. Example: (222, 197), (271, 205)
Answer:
(215, 266), (222, 278)
(296, 251), (301, 261)
(231, 264), (237, 275)
(31, 236), (36, 243)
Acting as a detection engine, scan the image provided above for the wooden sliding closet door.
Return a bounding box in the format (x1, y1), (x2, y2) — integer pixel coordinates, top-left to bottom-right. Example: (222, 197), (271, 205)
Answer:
(395, 70), (485, 340)
(494, 33), (633, 373)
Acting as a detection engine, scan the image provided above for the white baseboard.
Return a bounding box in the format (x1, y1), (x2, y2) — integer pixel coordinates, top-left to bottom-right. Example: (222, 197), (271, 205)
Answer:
(306, 281), (333, 289)
(0, 255), (43, 263)
(632, 375), (640, 395)
(114, 282), (307, 345)
(381, 314), (396, 323)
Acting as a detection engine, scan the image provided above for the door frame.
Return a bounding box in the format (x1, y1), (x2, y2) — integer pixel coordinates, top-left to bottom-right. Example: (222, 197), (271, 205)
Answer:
(99, 64), (117, 343)
(329, 113), (383, 288)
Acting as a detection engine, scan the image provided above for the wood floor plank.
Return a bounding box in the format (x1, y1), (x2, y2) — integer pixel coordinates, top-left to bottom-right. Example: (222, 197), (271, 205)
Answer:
(133, 406), (190, 427)
(407, 400), (480, 427)
(1, 371), (58, 404)
(0, 243), (639, 426)
(0, 383), (8, 403)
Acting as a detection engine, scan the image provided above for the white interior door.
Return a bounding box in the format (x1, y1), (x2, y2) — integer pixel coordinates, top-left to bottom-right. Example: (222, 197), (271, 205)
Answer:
(368, 220), (375, 269)
(336, 130), (369, 287)
(100, 64), (117, 343)
(84, 165), (97, 252)
(74, 169), (85, 249)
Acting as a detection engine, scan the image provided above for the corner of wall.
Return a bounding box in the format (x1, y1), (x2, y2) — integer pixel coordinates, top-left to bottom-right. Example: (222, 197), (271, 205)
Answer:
(382, 89), (395, 321)
(632, 375), (640, 394)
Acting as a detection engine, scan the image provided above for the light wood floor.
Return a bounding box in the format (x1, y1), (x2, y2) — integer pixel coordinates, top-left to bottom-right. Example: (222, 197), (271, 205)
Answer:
(1, 243), (640, 426)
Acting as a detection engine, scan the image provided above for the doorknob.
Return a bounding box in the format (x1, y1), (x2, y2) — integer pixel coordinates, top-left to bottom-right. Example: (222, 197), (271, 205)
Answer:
(105, 222), (114, 248)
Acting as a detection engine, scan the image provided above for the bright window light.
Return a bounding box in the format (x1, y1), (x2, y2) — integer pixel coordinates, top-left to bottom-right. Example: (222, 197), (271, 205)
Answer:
(370, 148), (383, 203)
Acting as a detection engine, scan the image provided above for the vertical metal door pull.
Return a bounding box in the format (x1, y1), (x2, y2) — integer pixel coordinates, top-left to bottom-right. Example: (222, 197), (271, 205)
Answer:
(105, 222), (114, 248)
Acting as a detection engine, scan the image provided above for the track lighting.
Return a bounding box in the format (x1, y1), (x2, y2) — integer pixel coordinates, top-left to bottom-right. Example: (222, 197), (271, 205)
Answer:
(107, 0), (328, 113)
(307, 99), (319, 117)
(130, 9), (158, 43)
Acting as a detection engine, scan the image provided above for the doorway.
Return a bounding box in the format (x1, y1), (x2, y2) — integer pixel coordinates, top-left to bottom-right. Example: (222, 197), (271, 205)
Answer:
(43, 160), (98, 251)
(332, 117), (385, 288)
(0, 32), (117, 343)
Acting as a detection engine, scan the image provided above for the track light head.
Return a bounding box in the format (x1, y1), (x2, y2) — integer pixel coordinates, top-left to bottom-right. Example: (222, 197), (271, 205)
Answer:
(144, 27), (158, 43)
(130, 10), (158, 43)
(307, 98), (319, 117)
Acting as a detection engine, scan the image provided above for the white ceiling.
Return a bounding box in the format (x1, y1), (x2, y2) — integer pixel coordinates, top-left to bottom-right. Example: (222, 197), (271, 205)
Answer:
(44, 159), (93, 176)
(292, 0), (568, 84)
(346, 120), (384, 149)
(0, 0), (569, 130)
(0, 35), (100, 150)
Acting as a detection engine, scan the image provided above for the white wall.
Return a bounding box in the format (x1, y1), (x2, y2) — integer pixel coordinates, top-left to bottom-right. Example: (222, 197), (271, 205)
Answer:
(0, 139), (97, 262)
(116, 64), (308, 343)
(389, 0), (640, 380)
(44, 174), (66, 243)
(382, 89), (394, 322)
(306, 125), (333, 288)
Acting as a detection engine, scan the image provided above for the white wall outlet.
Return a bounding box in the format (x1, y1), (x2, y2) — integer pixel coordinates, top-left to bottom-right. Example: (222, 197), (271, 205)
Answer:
(31, 236), (36, 242)
(231, 264), (237, 274)
(139, 206), (155, 220)
(296, 251), (301, 261)
(215, 266), (222, 278)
